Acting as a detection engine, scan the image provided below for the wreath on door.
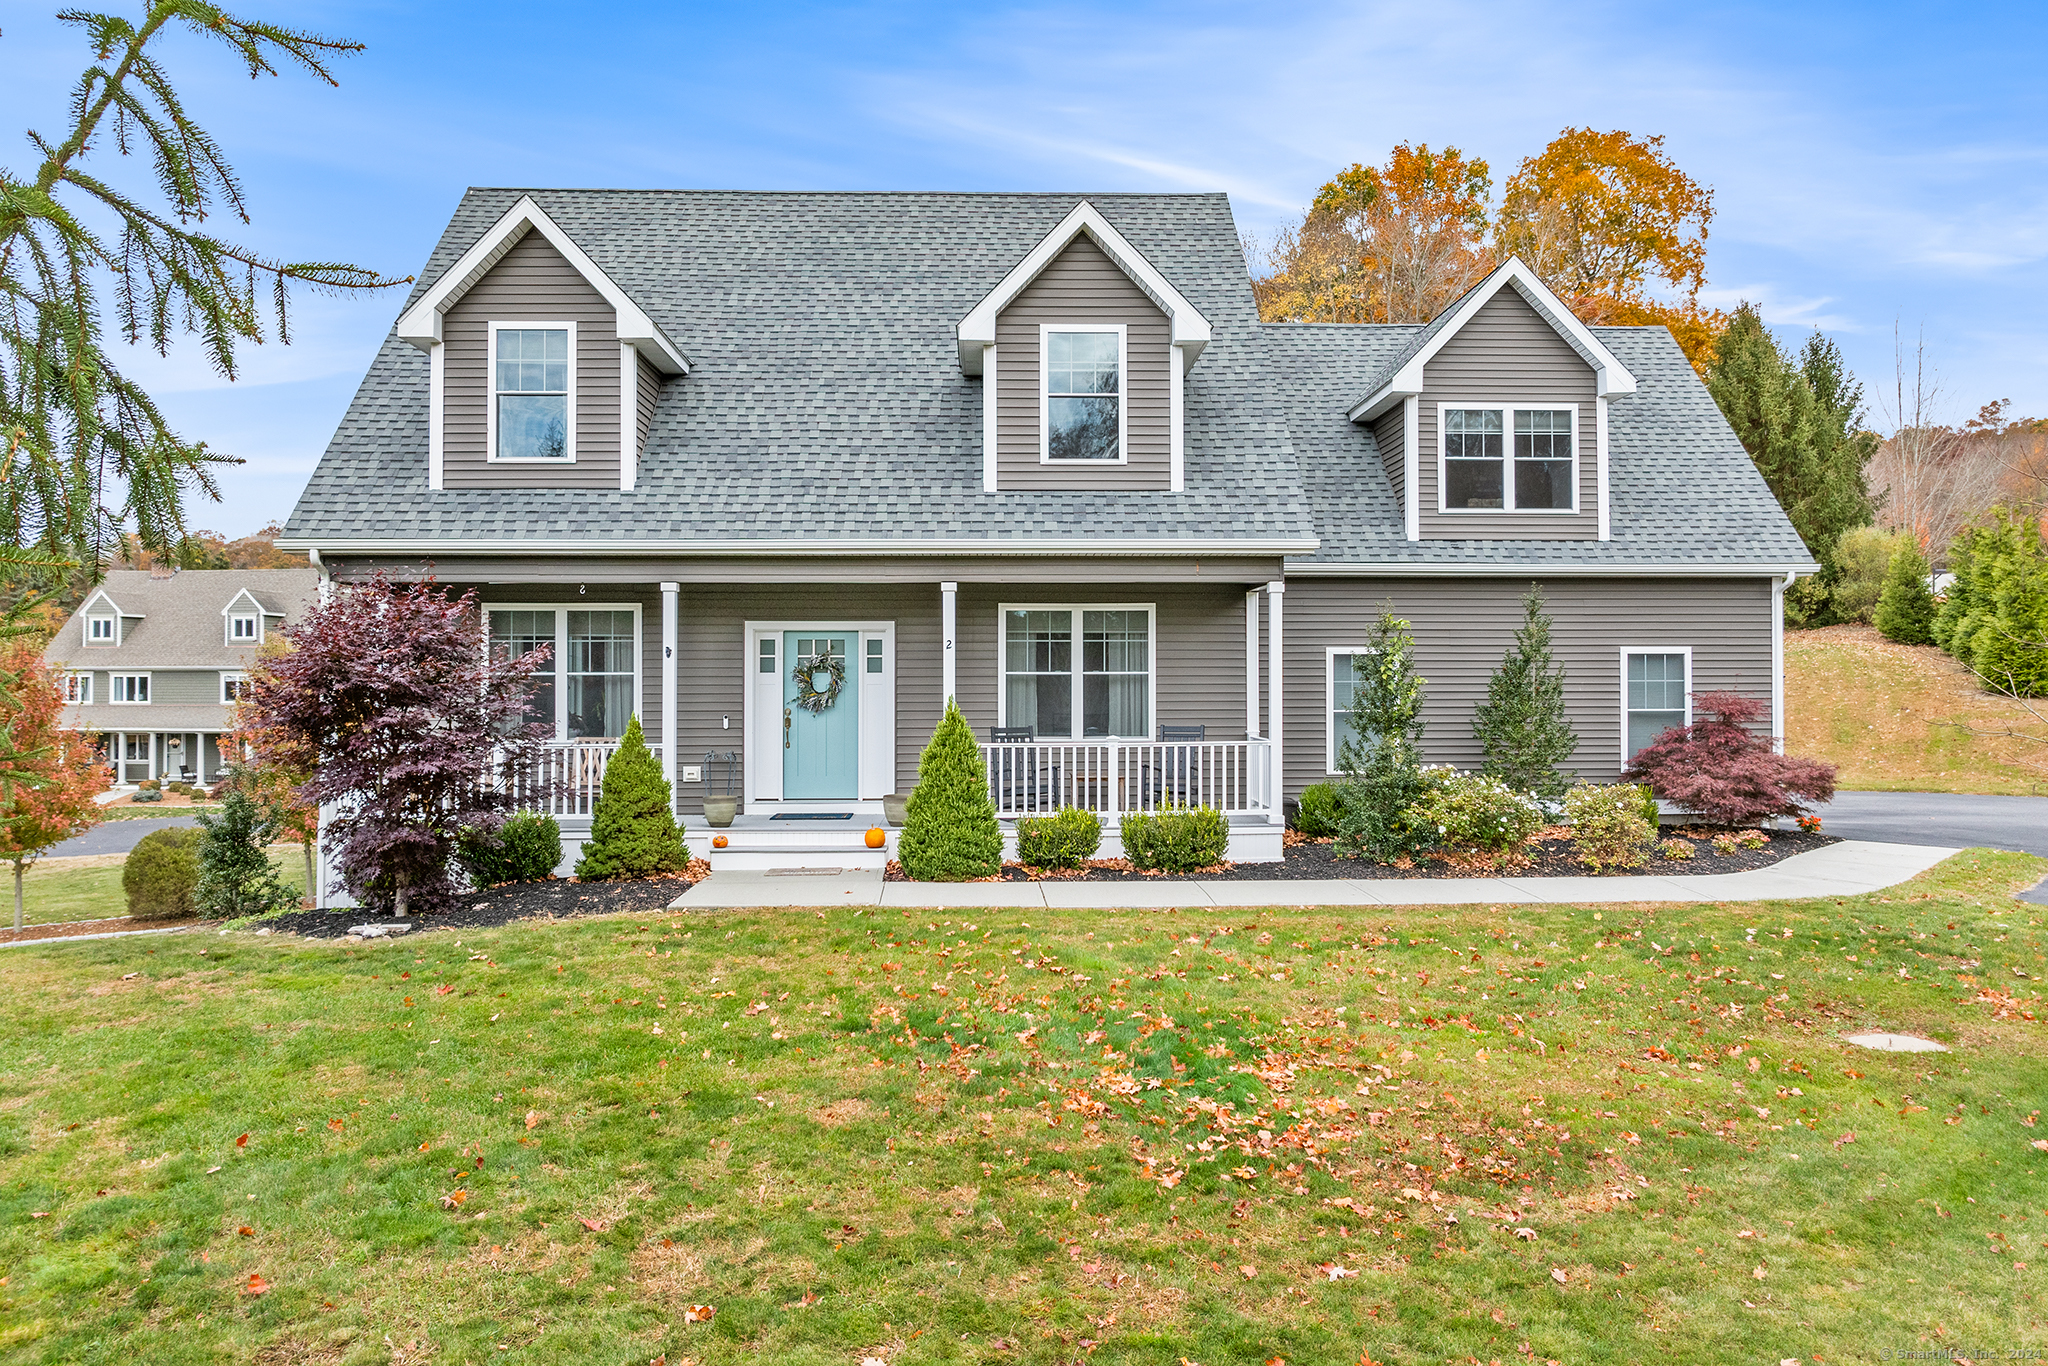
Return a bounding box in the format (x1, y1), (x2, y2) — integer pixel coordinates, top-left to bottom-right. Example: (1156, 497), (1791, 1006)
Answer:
(792, 650), (847, 714)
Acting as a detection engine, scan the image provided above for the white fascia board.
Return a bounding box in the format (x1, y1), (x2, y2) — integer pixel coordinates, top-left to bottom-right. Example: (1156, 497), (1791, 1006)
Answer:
(220, 588), (265, 616)
(1343, 257), (1636, 424)
(1283, 560), (1817, 578)
(957, 200), (1212, 376)
(82, 588), (129, 617)
(395, 195), (690, 376)
(275, 535), (1319, 557)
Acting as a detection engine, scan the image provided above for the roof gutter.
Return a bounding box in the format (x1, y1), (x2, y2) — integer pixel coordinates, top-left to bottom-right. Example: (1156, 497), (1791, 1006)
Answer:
(1284, 560), (1821, 578)
(275, 536), (1320, 558)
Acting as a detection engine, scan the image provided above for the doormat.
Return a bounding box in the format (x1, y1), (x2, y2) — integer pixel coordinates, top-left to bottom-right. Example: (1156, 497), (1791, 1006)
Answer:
(769, 812), (855, 821)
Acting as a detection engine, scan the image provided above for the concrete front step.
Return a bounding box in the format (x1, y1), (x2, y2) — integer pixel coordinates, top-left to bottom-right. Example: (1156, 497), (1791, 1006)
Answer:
(690, 824), (895, 872)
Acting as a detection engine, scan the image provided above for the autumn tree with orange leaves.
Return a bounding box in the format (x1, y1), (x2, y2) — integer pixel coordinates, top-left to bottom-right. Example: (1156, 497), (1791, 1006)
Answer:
(0, 641), (109, 929)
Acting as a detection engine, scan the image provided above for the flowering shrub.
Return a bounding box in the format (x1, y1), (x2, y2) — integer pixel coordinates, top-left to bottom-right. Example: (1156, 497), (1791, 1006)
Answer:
(1563, 783), (1656, 872)
(1623, 691), (1835, 826)
(1796, 813), (1824, 834)
(1410, 772), (1544, 852)
(1657, 838), (1695, 861)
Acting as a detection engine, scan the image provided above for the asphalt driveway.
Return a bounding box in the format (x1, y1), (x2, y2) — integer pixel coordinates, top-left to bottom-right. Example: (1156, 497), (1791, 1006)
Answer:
(46, 815), (201, 858)
(1813, 791), (2048, 858)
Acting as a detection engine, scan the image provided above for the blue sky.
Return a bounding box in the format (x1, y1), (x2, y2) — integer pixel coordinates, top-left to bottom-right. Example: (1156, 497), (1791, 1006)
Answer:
(3, 0), (2044, 536)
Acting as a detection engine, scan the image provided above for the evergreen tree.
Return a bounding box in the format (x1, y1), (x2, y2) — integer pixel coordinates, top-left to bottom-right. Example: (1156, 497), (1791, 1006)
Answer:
(195, 790), (297, 918)
(1472, 586), (1578, 800)
(1334, 607), (1435, 862)
(1706, 307), (1878, 623)
(1874, 538), (1937, 645)
(576, 716), (688, 880)
(898, 701), (1002, 881)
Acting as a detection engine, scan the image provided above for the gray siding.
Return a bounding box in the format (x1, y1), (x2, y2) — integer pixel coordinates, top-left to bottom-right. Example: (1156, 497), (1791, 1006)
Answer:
(442, 230), (621, 489)
(1370, 405), (1405, 509)
(1416, 287), (1600, 539)
(995, 234), (1172, 490)
(152, 670), (219, 705)
(1279, 577), (1775, 797)
(635, 353), (660, 457)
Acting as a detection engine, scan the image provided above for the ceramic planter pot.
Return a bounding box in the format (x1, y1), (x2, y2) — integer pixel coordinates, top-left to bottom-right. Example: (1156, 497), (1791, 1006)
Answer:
(703, 796), (738, 828)
(882, 792), (910, 827)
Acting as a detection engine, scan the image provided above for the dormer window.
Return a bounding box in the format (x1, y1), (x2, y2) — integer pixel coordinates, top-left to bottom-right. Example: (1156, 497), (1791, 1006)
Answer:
(491, 324), (574, 461)
(230, 612), (260, 643)
(1043, 327), (1124, 462)
(87, 615), (116, 644)
(1440, 405), (1577, 512)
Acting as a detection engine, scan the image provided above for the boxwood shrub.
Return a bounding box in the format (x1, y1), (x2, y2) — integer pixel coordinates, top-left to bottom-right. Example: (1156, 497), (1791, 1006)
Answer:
(459, 811), (565, 886)
(1291, 783), (1345, 838)
(123, 827), (205, 918)
(1015, 807), (1101, 869)
(1120, 804), (1228, 873)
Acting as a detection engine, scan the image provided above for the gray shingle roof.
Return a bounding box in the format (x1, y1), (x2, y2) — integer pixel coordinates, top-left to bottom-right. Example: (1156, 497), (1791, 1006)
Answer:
(285, 190), (1315, 551)
(44, 569), (320, 669)
(1260, 322), (1817, 568)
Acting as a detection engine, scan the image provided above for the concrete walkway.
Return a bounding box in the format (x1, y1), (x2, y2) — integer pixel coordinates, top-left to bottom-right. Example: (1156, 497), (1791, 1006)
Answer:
(673, 839), (1960, 910)
(1814, 791), (2048, 858)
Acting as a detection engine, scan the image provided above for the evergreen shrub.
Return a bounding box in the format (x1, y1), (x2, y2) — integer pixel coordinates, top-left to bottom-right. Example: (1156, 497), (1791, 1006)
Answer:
(1472, 586), (1578, 801)
(1015, 808), (1100, 869)
(195, 791), (296, 918)
(1121, 805), (1229, 873)
(460, 811), (564, 886)
(1291, 783), (1345, 838)
(131, 788), (162, 803)
(1873, 537), (1936, 645)
(898, 701), (1002, 881)
(1563, 783), (1655, 872)
(575, 716), (688, 879)
(1832, 526), (1901, 623)
(1411, 773), (1543, 852)
(1334, 608), (1437, 862)
(123, 827), (204, 918)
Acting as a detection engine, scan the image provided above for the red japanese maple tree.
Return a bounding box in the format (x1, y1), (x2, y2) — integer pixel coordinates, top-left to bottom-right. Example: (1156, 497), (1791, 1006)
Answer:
(1623, 690), (1836, 827)
(241, 576), (552, 917)
(0, 642), (109, 929)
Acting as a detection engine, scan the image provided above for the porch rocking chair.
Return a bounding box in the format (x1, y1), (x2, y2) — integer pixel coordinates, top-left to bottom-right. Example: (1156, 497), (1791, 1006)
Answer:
(986, 726), (1041, 813)
(1144, 724), (1206, 808)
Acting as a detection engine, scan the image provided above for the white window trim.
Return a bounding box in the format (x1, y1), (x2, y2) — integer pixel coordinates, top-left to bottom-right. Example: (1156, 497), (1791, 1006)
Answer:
(486, 321), (579, 464)
(995, 602), (1157, 741)
(482, 602), (641, 741)
(1038, 323), (1129, 466)
(86, 614), (118, 645)
(63, 671), (93, 705)
(1618, 646), (1693, 768)
(220, 671), (249, 704)
(1435, 402), (1580, 515)
(227, 613), (261, 645)
(741, 619), (898, 806)
(1324, 646), (1377, 774)
(110, 673), (151, 705)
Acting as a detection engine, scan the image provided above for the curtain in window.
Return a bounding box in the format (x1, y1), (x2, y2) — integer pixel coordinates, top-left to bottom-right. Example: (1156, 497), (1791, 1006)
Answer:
(490, 609), (558, 733)
(566, 610), (636, 739)
(1626, 652), (1688, 758)
(1082, 610), (1148, 737)
(1004, 610), (1072, 737)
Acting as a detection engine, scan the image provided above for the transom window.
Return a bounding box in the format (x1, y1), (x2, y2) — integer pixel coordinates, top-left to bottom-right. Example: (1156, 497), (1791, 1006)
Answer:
(1441, 406), (1576, 512)
(1044, 328), (1122, 462)
(493, 325), (572, 460)
(111, 674), (149, 704)
(1624, 650), (1690, 760)
(1000, 606), (1152, 739)
(62, 672), (92, 704)
(229, 613), (259, 642)
(87, 615), (116, 643)
(487, 606), (639, 740)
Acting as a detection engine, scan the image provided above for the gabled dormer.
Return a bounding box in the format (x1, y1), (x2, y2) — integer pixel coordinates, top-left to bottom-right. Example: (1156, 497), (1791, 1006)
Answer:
(222, 588), (269, 647)
(1346, 257), (1635, 542)
(396, 196), (690, 493)
(80, 588), (130, 646)
(958, 201), (1212, 494)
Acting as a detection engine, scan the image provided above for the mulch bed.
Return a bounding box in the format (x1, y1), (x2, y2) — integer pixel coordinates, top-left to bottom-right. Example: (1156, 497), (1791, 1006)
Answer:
(884, 827), (1839, 883)
(263, 868), (702, 940)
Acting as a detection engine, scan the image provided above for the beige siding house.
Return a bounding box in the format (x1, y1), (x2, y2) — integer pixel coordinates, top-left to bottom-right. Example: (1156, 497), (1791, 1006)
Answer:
(282, 191), (1813, 885)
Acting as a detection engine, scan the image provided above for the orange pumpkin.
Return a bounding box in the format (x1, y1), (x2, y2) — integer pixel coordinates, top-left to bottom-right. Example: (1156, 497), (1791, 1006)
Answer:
(711, 835), (729, 849)
(864, 826), (887, 849)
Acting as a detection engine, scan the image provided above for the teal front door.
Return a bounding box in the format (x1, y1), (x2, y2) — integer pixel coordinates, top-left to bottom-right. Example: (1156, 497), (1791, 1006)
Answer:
(783, 632), (860, 799)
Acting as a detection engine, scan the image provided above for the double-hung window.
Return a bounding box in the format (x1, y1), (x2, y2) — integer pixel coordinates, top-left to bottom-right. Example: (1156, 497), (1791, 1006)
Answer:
(221, 673), (251, 704)
(1000, 605), (1152, 739)
(1441, 406), (1576, 511)
(87, 615), (116, 644)
(62, 672), (92, 705)
(1043, 326), (1123, 462)
(111, 674), (149, 704)
(491, 324), (573, 461)
(486, 605), (639, 740)
(1326, 650), (1372, 771)
(1623, 650), (1690, 761)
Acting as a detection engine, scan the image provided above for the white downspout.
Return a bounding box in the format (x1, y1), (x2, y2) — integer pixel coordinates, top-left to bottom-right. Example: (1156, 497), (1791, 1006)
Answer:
(660, 582), (679, 809)
(1265, 580), (1285, 824)
(941, 582), (958, 711)
(1772, 571), (1795, 753)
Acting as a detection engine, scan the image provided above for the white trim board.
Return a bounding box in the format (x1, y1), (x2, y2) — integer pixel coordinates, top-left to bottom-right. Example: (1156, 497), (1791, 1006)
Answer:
(1323, 645), (1375, 775)
(743, 620), (898, 806)
(1283, 562), (1815, 577)
(957, 200), (1211, 376)
(486, 320), (579, 465)
(279, 536), (1320, 557)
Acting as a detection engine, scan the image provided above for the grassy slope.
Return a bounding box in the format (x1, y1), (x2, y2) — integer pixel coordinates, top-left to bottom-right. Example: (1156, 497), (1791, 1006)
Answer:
(7, 853), (306, 929)
(1787, 625), (2048, 795)
(2, 856), (2045, 1365)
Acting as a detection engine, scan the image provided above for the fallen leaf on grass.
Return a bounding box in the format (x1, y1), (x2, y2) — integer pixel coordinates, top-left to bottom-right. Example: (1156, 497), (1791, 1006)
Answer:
(235, 1133), (249, 1148)
(2030, 1139), (2048, 1153)
(1832, 1131), (1857, 1149)
(1514, 1227), (1538, 1241)
(579, 1217), (610, 1232)
(205, 1165), (222, 1175)
(237, 1225), (255, 1237)
(1238, 1264), (1257, 1279)
(244, 1273), (269, 1296)
(1551, 1268), (1568, 1284)
(682, 1304), (715, 1323)
(525, 1110), (543, 1130)
(1753, 1264), (1768, 1280)
(27, 1212), (48, 1219)
(440, 1190), (468, 1210)
(1319, 1263), (1357, 1280)
(327, 1119), (345, 1132)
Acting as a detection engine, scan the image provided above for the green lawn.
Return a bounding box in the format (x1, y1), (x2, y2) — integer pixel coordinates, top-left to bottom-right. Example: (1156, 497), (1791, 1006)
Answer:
(8, 851), (306, 929)
(2, 853), (2044, 1364)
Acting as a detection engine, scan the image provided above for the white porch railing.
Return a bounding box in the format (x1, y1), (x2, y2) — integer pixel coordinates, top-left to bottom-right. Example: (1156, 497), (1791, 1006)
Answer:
(980, 739), (1274, 819)
(506, 740), (664, 820)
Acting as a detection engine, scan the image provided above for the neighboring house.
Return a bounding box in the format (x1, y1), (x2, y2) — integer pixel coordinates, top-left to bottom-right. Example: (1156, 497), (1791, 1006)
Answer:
(280, 191), (1813, 875)
(43, 568), (320, 785)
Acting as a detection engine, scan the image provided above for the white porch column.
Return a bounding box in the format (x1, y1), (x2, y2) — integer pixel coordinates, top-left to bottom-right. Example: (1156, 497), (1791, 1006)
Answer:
(1265, 580), (1285, 823)
(660, 582), (679, 796)
(1772, 571), (1794, 754)
(1244, 589), (1261, 738)
(941, 581), (958, 709)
